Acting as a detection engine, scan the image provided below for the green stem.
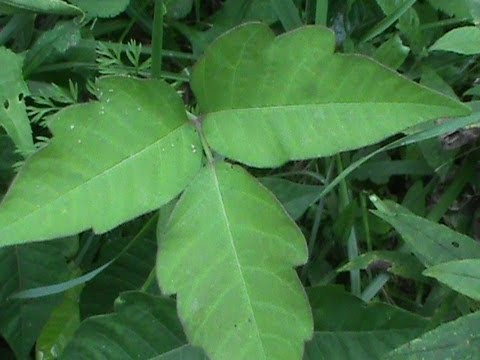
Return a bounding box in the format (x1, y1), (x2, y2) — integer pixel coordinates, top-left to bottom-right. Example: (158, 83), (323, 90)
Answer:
(271, 0), (303, 30)
(336, 154), (361, 296)
(141, 266), (157, 292)
(151, 0), (164, 79)
(361, 273), (390, 302)
(360, 0), (416, 43)
(190, 114), (214, 163)
(34, 62), (189, 82)
(0, 14), (33, 46)
(420, 17), (471, 30)
(428, 159), (474, 222)
(120, 0), (151, 42)
(315, 0), (328, 26)
(273, 170), (326, 184)
(76, 40), (197, 60)
(360, 192), (372, 281)
(300, 160), (335, 281)
(194, 0), (201, 23)
(360, 193), (372, 253)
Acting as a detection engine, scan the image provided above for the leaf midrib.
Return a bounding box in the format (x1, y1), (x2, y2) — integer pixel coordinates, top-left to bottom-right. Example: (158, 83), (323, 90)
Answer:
(211, 165), (266, 360)
(204, 102), (462, 117)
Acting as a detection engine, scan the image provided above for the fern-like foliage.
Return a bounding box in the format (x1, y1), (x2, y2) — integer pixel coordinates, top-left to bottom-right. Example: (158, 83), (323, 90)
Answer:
(96, 40), (151, 78)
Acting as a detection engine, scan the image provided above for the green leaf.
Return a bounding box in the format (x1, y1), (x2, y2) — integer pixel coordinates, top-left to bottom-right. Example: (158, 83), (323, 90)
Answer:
(0, 240), (72, 359)
(385, 312), (480, 359)
(165, 0), (193, 19)
(80, 215), (158, 317)
(0, 135), (20, 189)
(423, 259), (480, 300)
(0, 47), (34, 156)
(373, 35), (410, 69)
(375, 0), (425, 51)
(69, 0), (129, 18)
(371, 196), (480, 267)
(60, 291), (207, 359)
(427, 0), (477, 20)
(304, 286), (428, 360)
(270, 0), (303, 31)
(0, 0), (82, 15)
(157, 162), (313, 360)
(36, 281), (83, 360)
(337, 250), (426, 281)
(10, 259), (111, 300)
(318, 102), (480, 201)
(352, 159), (432, 185)
(191, 23), (469, 168)
(0, 76), (202, 247)
(24, 21), (81, 76)
(260, 177), (321, 220)
(420, 67), (457, 99)
(431, 26), (480, 55)
(364, 0), (417, 42)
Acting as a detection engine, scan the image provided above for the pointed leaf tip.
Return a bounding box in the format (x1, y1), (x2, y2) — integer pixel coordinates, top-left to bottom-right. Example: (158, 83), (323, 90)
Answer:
(192, 23), (470, 168)
(157, 162), (313, 360)
(0, 76), (202, 247)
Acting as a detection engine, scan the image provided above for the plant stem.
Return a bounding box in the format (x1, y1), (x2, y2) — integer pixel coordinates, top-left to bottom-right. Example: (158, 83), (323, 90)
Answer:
(428, 158), (474, 222)
(360, 193), (372, 253)
(141, 266), (157, 292)
(271, 0), (303, 31)
(76, 40), (197, 60)
(189, 114), (214, 163)
(151, 0), (164, 79)
(360, 0), (416, 43)
(361, 273), (390, 301)
(315, 0), (328, 26)
(336, 154), (361, 296)
(0, 14), (33, 46)
(120, 0), (151, 42)
(420, 17), (471, 30)
(300, 160), (334, 281)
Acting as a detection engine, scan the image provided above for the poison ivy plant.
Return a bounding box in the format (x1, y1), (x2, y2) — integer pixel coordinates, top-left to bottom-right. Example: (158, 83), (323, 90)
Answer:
(157, 162), (313, 360)
(0, 19), (475, 360)
(0, 76), (202, 246)
(191, 23), (468, 167)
